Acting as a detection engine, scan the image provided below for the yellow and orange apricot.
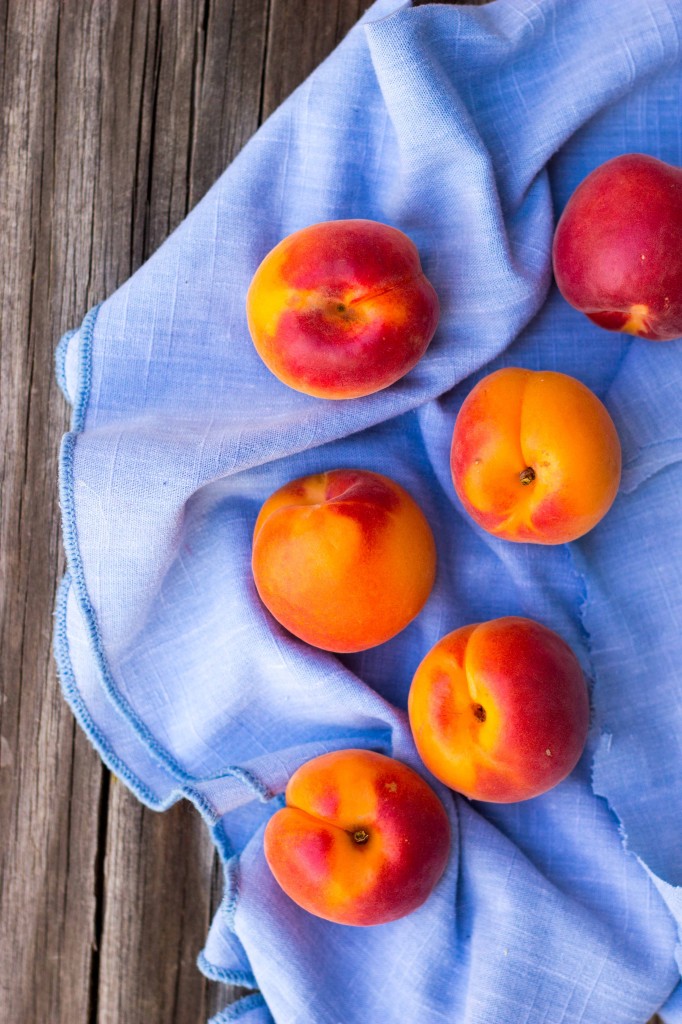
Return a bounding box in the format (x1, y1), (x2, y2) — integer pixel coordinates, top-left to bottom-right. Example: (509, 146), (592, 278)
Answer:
(246, 219), (440, 399)
(264, 749), (451, 926)
(252, 469), (436, 653)
(408, 617), (590, 803)
(450, 368), (621, 544)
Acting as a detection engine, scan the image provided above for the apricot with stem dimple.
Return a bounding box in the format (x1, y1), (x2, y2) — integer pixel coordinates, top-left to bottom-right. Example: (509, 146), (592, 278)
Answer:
(450, 367), (622, 544)
(264, 749), (451, 925)
(408, 617), (590, 803)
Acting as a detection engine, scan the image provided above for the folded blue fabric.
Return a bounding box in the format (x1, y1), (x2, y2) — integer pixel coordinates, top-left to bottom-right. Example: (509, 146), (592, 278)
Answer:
(55, 0), (682, 1021)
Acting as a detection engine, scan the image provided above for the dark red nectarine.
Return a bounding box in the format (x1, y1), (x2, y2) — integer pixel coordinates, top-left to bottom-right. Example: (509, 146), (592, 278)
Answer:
(553, 153), (682, 341)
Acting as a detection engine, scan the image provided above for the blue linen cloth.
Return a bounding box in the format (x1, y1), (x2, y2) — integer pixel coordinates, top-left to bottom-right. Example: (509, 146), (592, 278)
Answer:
(55, 0), (682, 1020)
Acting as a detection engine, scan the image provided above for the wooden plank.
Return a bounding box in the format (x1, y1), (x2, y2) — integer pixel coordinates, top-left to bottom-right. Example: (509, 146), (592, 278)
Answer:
(0, 1), (105, 1020)
(261, 1), (374, 121)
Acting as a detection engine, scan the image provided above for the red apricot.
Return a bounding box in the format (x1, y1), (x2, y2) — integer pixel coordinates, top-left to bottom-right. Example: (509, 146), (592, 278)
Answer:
(246, 219), (440, 398)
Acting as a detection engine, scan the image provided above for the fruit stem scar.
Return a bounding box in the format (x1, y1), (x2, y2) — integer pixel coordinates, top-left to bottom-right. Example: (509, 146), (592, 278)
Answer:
(472, 703), (486, 723)
(352, 829), (370, 844)
(519, 467), (536, 486)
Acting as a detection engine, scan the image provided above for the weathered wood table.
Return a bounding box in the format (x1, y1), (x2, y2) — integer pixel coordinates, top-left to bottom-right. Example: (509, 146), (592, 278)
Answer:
(0, 1), (665, 1021)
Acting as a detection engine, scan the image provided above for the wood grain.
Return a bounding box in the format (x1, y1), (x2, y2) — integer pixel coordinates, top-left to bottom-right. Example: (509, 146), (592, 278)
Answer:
(0, 0), (665, 1022)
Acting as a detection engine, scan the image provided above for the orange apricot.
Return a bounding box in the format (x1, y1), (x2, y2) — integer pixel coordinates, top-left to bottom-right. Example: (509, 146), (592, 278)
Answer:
(264, 749), (451, 926)
(408, 617), (590, 803)
(450, 368), (621, 543)
(252, 469), (436, 653)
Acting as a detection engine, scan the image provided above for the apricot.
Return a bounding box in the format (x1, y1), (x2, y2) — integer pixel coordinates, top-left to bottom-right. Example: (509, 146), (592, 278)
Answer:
(408, 617), (590, 803)
(252, 469), (436, 653)
(553, 153), (682, 341)
(264, 749), (451, 926)
(450, 367), (621, 544)
(246, 219), (440, 399)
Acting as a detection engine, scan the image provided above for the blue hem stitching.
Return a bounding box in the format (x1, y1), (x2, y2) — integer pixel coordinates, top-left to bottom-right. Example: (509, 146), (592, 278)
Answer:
(220, 857), (242, 932)
(56, 571), (260, 992)
(70, 304), (100, 432)
(53, 573), (169, 809)
(211, 818), (236, 864)
(207, 994), (268, 1024)
(196, 951), (257, 988)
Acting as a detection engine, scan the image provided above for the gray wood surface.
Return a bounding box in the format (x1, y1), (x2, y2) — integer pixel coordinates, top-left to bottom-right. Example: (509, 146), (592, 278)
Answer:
(0, 1), (664, 1022)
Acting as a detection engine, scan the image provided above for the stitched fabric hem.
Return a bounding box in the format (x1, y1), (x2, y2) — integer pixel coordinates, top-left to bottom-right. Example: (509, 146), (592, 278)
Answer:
(207, 994), (269, 1024)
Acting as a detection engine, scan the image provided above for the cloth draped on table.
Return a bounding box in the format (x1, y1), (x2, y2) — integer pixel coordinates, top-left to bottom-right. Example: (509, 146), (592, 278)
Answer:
(55, 0), (682, 1021)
